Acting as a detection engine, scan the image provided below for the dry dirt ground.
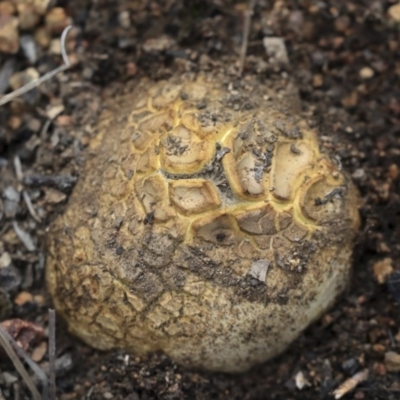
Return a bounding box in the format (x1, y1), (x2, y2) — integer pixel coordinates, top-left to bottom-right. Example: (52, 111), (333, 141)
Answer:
(0, 1), (400, 399)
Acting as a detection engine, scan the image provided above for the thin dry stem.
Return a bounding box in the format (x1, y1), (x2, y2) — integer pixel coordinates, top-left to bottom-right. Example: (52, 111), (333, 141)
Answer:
(0, 25), (73, 107)
(238, 0), (257, 75)
(49, 309), (57, 400)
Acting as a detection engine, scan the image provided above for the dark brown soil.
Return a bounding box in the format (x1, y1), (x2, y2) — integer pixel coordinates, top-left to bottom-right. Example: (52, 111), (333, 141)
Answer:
(1, 1), (400, 399)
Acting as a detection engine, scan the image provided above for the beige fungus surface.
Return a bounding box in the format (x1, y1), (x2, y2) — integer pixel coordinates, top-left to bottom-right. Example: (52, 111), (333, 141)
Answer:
(46, 74), (360, 373)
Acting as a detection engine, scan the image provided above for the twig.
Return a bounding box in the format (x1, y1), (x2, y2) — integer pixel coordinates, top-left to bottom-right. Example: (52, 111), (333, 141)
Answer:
(238, 0), (257, 75)
(0, 324), (42, 400)
(0, 25), (73, 107)
(49, 309), (57, 400)
(332, 369), (369, 399)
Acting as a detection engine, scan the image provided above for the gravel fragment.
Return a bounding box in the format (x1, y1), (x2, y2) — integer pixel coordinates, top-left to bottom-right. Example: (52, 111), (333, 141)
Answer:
(249, 260), (270, 282)
(119, 10), (131, 29)
(31, 341), (47, 362)
(20, 35), (38, 64)
(13, 291), (33, 306)
(0, 252), (12, 269)
(359, 67), (374, 79)
(45, 7), (71, 34)
(49, 38), (61, 55)
(43, 187), (67, 204)
(388, 3), (400, 22)
(2, 372), (18, 387)
(373, 258), (393, 284)
(352, 168), (365, 180)
(294, 371), (310, 390)
(12, 221), (36, 252)
(0, 15), (19, 53)
(37, 353), (74, 381)
(263, 37), (289, 66)
(143, 35), (175, 52)
(34, 26), (50, 48)
(3, 186), (20, 219)
(16, 2), (41, 30)
(46, 104), (65, 120)
(385, 351), (400, 372)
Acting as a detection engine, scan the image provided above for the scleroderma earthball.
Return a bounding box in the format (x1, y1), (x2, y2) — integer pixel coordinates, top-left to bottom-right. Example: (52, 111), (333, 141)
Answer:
(46, 73), (360, 373)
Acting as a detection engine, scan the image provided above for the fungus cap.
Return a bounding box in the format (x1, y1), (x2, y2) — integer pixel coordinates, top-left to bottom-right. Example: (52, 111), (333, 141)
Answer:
(46, 74), (360, 373)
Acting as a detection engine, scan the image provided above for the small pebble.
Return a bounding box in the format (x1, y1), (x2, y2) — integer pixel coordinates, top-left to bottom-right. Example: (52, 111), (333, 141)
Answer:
(119, 10), (130, 29)
(263, 37), (289, 66)
(46, 104), (65, 120)
(0, 252), (12, 269)
(373, 258), (393, 284)
(49, 38), (62, 55)
(16, 3), (40, 30)
(313, 74), (323, 87)
(2, 372), (18, 386)
(33, 294), (45, 306)
(143, 35), (175, 52)
(14, 291), (33, 306)
(34, 27), (51, 48)
(31, 341), (47, 362)
(27, 118), (41, 133)
(388, 3), (400, 22)
(43, 187), (67, 204)
(341, 91), (358, 108)
(385, 351), (400, 372)
(32, 0), (51, 15)
(0, 15), (19, 53)
(294, 370), (310, 390)
(126, 62), (138, 77)
(56, 115), (72, 127)
(7, 115), (21, 130)
(3, 186), (20, 218)
(388, 164), (399, 181)
(45, 7), (71, 34)
(20, 34), (38, 64)
(359, 67), (374, 79)
(334, 15), (350, 32)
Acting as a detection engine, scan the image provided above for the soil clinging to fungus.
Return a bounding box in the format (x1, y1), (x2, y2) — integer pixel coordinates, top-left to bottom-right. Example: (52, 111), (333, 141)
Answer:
(46, 73), (360, 373)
